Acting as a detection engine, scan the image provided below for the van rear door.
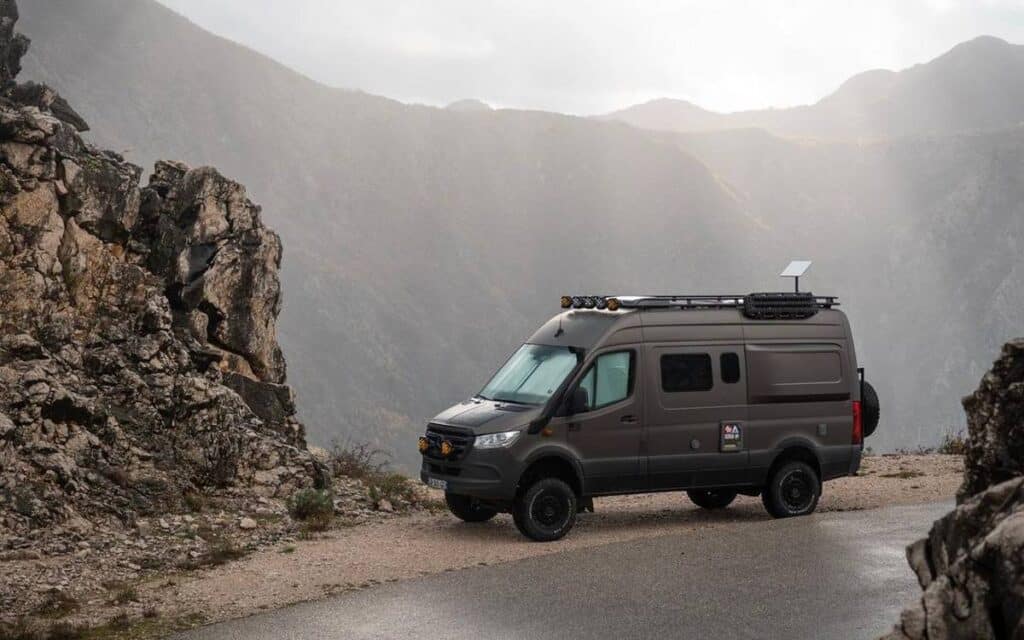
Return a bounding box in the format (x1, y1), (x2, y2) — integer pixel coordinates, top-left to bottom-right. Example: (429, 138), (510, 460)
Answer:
(644, 344), (749, 490)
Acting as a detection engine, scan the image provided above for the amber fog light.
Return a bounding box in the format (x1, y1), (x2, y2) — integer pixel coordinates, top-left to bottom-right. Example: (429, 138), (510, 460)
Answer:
(417, 436), (429, 453)
(440, 440), (454, 457)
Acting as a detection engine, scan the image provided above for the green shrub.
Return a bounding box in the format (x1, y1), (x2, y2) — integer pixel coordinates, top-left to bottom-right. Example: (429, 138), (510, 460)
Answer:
(288, 488), (334, 521)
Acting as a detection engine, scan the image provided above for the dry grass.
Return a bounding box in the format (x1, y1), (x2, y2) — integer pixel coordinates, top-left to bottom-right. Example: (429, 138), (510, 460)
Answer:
(938, 430), (969, 455)
(33, 591), (80, 619)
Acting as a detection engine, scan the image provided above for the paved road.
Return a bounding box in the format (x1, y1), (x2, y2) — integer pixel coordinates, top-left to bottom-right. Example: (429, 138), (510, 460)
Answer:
(175, 501), (949, 640)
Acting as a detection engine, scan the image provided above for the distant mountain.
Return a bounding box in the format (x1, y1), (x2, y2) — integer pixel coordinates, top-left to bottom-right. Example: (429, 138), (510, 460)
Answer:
(17, 1), (1024, 463)
(606, 36), (1024, 139)
(17, 0), (750, 468)
(445, 98), (493, 112)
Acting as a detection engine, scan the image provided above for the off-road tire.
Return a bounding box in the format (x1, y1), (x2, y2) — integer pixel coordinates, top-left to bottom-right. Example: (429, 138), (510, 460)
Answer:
(687, 488), (738, 510)
(445, 493), (498, 523)
(513, 477), (578, 542)
(762, 461), (821, 518)
(861, 380), (880, 438)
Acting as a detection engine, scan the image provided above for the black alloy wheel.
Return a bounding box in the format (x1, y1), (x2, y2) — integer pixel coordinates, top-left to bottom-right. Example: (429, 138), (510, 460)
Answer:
(762, 460), (821, 518)
(513, 477), (578, 542)
(687, 488), (738, 510)
(445, 492), (498, 523)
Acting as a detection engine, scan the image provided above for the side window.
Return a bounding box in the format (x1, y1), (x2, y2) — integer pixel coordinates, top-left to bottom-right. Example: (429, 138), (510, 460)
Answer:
(721, 353), (741, 384)
(660, 354), (713, 392)
(576, 351), (634, 411)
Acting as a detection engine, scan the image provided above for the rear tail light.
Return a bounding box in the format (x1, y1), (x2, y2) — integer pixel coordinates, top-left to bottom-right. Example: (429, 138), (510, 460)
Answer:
(852, 400), (863, 445)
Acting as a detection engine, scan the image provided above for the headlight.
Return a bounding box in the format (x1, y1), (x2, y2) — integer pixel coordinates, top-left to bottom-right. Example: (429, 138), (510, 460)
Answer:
(474, 430), (522, 449)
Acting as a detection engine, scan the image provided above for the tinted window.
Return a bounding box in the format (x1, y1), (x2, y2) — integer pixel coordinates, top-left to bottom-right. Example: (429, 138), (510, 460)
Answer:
(661, 354), (713, 392)
(576, 351), (634, 411)
(721, 353), (741, 384)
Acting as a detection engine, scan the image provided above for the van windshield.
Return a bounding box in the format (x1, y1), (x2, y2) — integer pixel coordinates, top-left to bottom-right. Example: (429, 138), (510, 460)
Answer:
(479, 344), (579, 405)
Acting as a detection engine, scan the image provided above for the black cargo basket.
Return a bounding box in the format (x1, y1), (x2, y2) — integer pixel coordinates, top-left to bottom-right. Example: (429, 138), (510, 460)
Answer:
(743, 292), (829, 320)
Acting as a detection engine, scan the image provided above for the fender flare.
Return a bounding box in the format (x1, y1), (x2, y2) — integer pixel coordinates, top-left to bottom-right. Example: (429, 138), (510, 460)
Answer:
(521, 445), (585, 493)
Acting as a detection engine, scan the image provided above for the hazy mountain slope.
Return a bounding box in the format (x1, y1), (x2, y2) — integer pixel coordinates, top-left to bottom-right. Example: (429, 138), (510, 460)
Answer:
(16, 0), (752, 468)
(673, 126), (1024, 449)
(606, 36), (1024, 139)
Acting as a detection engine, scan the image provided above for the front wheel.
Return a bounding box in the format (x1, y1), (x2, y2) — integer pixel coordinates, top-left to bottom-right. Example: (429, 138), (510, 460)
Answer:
(687, 488), (737, 510)
(761, 461), (821, 518)
(513, 478), (578, 542)
(445, 493), (498, 522)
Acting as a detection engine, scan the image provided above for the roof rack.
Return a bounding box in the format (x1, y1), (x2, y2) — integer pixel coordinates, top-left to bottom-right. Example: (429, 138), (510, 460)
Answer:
(559, 292), (838, 320)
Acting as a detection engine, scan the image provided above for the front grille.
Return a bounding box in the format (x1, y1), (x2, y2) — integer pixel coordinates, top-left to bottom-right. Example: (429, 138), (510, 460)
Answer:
(423, 423), (474, 461)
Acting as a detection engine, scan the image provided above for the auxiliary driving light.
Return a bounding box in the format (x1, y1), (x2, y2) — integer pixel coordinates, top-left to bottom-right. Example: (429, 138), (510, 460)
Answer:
(583, 296), (596, 309)
(440, 440), (454, 457)
(560, 295), (573, 309)
(417, 436), (428, 453)
(606, 297), (621, 311)
(571, 296), (584, 308)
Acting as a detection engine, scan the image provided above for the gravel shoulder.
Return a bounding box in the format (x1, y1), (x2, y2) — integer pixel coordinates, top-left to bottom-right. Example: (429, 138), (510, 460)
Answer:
(154, 454), (961, 632)
(3, 454), (962, 637)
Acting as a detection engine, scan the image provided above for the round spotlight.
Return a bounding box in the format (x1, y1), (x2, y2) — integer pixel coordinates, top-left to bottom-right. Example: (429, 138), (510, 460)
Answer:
(440, 441), (454, 457)
(560, 295), (573, 309)
(417, 436), (429, 453)
(583, 297), (596, 309)
(595, 297), (608, 310)
(606, 298), (621, 311)
(571, 296), (584, 309)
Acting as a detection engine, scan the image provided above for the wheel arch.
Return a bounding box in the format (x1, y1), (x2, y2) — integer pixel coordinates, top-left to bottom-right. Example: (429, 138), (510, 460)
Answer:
(766, 439), (822, 483)
(518, 449), (584, 498)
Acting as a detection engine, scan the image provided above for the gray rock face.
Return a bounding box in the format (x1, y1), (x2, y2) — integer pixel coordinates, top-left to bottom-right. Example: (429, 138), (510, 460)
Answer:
(883, 339), (1024, 639)
(0, 1), (322, 544)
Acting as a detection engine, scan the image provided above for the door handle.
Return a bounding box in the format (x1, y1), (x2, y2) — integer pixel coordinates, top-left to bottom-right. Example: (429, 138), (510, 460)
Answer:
(568, 422), (581, 432)
(620, 415), (638, 424)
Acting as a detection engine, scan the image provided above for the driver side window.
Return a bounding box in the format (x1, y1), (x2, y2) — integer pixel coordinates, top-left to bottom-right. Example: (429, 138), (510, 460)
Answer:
(576, 351), (634, 412)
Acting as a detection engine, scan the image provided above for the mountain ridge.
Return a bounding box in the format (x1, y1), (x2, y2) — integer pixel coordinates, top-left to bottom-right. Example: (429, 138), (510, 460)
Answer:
(604, 35), (1024, 139)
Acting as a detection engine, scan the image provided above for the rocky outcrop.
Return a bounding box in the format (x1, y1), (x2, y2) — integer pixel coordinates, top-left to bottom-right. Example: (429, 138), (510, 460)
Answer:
(883, 339), (1024, 639)
(0, 0), (322, 548)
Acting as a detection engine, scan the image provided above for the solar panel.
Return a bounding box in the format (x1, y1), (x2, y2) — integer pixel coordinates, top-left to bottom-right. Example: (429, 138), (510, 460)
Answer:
(780, 260), (812, 277)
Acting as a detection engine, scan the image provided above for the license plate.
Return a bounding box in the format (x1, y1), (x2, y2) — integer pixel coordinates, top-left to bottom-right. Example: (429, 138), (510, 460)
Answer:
(427, 477), (447, 491)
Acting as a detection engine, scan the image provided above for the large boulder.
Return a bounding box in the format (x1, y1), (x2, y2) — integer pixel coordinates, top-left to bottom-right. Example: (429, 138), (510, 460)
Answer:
(883, 339), (1024, 639)
(0, 0), (322, 545)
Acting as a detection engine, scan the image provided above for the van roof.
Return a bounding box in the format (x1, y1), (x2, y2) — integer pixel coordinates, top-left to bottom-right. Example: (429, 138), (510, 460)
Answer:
(529, 307), (849, 351)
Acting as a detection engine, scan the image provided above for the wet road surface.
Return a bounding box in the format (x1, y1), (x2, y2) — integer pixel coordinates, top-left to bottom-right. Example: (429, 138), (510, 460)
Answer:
(174, 501), (950, 640)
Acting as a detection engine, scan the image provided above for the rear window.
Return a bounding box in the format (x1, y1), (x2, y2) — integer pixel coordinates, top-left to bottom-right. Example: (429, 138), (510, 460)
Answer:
(660, 354), (713, 392)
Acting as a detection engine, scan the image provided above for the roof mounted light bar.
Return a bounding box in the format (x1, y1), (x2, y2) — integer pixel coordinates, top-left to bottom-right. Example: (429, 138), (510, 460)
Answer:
(560, 292), (838, 319)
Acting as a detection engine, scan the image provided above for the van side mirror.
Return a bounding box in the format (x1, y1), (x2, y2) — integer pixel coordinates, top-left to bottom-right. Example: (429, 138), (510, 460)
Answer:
(567, 387), (590, 415)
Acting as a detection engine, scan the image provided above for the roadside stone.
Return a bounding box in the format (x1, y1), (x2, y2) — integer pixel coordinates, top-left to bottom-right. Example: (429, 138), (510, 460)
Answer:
(881, 339), (1024, 639)
(239, 517), (258, 530)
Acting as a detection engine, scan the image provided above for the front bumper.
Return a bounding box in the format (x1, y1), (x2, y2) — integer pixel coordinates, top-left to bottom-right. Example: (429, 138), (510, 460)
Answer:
(419, 448), (520, 501)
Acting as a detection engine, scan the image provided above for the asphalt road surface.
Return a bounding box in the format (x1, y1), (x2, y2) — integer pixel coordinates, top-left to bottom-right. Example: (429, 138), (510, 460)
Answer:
(175, 501), (950, 640)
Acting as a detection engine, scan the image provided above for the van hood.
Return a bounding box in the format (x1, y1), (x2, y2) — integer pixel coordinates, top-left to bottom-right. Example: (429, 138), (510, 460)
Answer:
(430, 398), (543, 434)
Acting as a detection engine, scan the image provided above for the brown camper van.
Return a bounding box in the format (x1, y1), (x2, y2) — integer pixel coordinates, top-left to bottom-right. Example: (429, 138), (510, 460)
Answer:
(419, 292), (880, 541)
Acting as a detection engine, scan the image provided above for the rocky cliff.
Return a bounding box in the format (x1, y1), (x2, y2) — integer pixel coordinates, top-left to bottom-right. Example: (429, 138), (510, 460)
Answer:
(0, 0), (322, 549)
(883, 339), (1024, 639)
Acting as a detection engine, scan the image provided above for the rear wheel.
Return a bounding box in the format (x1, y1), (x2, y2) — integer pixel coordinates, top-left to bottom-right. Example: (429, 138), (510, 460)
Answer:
(762, 461), (820, 518)
(445, 493), (498, 523)
(513, 477), (577, 542)
(687, 488), (737, 510)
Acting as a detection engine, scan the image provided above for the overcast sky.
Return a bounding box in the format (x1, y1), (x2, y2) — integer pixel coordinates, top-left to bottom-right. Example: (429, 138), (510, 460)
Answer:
(156, 0), (1024, 115)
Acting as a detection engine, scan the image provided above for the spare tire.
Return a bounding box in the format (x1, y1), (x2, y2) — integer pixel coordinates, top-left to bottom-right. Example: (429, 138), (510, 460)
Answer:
(861, 379), (880, 438)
